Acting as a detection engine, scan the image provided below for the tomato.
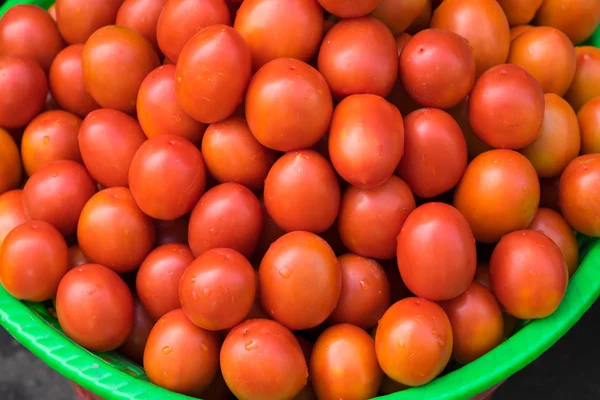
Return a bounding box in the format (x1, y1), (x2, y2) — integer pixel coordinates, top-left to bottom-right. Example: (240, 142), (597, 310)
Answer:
(118, 296), (154, 364)
(23, 160), (96, 236)
(394, 33), (412, 56)
(447, 96), (492, 160)
(116, 0), (166, 52)
(310, 324), (382, 400)
(558, 154), (600, 237)
(454, 150), (540, 243)
(430, 0), (510, 77)
(264, 150), (340, 234)
(0, 56), (47, 129)
(259, 231), (341, 330)
(156, 0), (230, 63)
(245, 58), (333, 152)
(48, 45), (100, 118)
(254, 208), (286, 262)
(535, 0), (600, 44)
(144, 309), (220, 396)
(329, 94), (404, 188)
(77, 187), (156, 273)
(338, 176), (415, 260)
(221, 319), (308, 400)
(0, 190), (28, 250)
(490, 230), (568, 319)
(67, 245), (89, 270)
(399, 29), (475, 109)
(21, 110), (82, 176)
(175, 25), (251, 124)
(497, 0), (542, 26)
(371, 0), (428, 35)
(520, 94), (580, 178)
(0, 5), (64, 72)
(188, 183), (263, 258)
(155, 218), (189, 246)
(507, 27), (576, 96)
(510, 25), (533, 41)
(82, 25), (160, 113)
(0, 128), (21, 195)
(375, 297), (453, 386)
(406, 0), (432, 34)
(327, 254), (390, 329)
(318, 17), (397, 99)
(540, 178), (560, 212)
(79, 109), (146, 187)
(565, 47), (600, 112)
(396, 108), (468, 198)
(0, 220), (68, 301)
(317, 0), (379, 18)
(578, 97), (600, 154)
(56, 0), (123, 44)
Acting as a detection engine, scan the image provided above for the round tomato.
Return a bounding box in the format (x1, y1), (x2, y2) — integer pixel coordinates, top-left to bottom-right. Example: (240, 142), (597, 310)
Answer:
(0, 190), (28, 250)
(154, 218), (189, 246)
(578, 97), (600, 154)
(371, 0), (428, 35)
(395, 32), (412, 56)
(0, 128), (21, 195)
(534, 0), (600, 44)
(510, 24), (534, 41)
(56, 0), (123, 44)
(497, 0), (542, 26)
(565, 46), (600, 112)
(318, 0), (379, 18)
(116, 0), (167, 52)
(446, 96), (492, 160)
(118, 296), (154, 364)
(67, 245), (89, 270)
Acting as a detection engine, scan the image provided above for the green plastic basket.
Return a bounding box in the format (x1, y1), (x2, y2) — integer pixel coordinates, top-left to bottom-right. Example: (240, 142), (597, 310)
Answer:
(1, 1), (600, 398)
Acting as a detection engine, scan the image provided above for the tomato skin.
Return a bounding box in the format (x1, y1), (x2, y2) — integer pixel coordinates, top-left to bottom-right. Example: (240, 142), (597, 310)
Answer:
(259, 231), (341, 330)
(0, 128), (22, 195)
(399, 29), (475, 109)
(23, 160), (96, 236)
(188, 183), (263, 258)
(48, 3), (57, 20)
(67, 245), (89, 270)
(338, 176), (415, 260)
(0, 5), (64, 72)
(154, 218), (188, 246)
(264, 150), (340, 234)
(439, 282), (504, 364)
(535, 0), (600, 44)
(0, 220), (68, 301)
(578, 97), (600, 154)
(454, 149), (540, 243)
(77, 187), (156, 273)
(56, 0), (123, 44)
(310, 324), (382, 400)
(116, 0), (167, 52)
(246, 58), (333, 152)
(118, 296), (154, 364)
(317, 0), (379, 18)
(497, 0), (542, 26)
(175, 25), (251, 124)
(490, 230), (568, 319)
(510, 25), (533, 41)
(375, 297), (453, 387)
(372, 0), (428, 35)
(0, 190), (28, 250)
(329, 94), (404, 188)
(565, 47), (600, 112)
(558, 154), (600, 237)
(220, 319), (308, 400)
(79, 109), (147, 188)
(318, 17), (397, 99)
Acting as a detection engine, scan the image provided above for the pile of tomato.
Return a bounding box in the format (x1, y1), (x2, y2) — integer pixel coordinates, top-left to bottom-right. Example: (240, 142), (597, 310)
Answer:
(0, 0), (600, 398)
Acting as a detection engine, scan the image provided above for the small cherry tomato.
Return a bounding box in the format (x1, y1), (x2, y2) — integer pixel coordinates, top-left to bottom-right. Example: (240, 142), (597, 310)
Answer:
(565, 46), (600, 112)
(317, 0), (379, 18)
(372, 0), (429, 35)
(56, 0), (123, 44)
(0, 190), (28, 250)
(497, 0), (542, 26)
(67, 245), (89, 270)
(116, 0), (167, 52)
(118, 296), (154, 364)
(534, 0), (600, 44)
(578, 97), (600, 154)
(154, 218), (189, 246)
(0, 128), (22, 195)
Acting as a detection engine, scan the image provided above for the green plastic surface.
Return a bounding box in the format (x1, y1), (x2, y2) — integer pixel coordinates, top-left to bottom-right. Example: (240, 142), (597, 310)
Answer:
(1, 1), (600, 398)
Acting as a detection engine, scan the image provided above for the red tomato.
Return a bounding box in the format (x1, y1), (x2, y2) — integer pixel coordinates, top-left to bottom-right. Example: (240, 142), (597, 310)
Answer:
(446, 96), (492, 160)
(136, 243), (194, 320)
(489, 230), (568, 319)
(82, 25), (160, 113)
(175, 25), (251, 124)
(234, 0), (323, 71)
(317, 0), (379, 18)
(329, 94), (404, 188)
(0, 190), (28, 250)
(0, 220), (68, 301)
(558, 154), (600, 237)
(318, 17), (397, 99)
(154, 218), (188, 246)
(406, 0), (432, 34)
(497, 0), (542, 26)
(395, 33), (412, 56)
(510, 24), (534, 41)
(118, 296), (154, 364)
(578, 97), (600, 154)
(22, 160), (96, 236)
(327, 254), (390, 330)
(264, 150), (340, 234)
(116, 0), (166, 52)
(454, 149), (540, 243)
(56, 0), (123, 44)
(375, 297), (453, 386)
(372, 0), (428, 35)
(0, 5), (64, 72)
(259, 231), (341, 330)
(397, 203), (476, 301)
(565, 47), (600, 112)
(440, 282), (504, 364)
(310, 324), (382, 400)
(534, 0), (600, 44)
(221, 319), (308, 400)
(399, 29), (475, 109)
(338, 176), (415, 260)
(67, 245), (89, 270)
(245, 58), (333, 152)
(77, 187), (156, 273)
(0, 128), (22, 195)
(21, 110), (83, 176)
(79, 109), (147, 187)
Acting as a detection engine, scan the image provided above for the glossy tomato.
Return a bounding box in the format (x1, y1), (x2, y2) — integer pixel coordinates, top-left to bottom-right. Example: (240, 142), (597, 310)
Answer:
(578, 97), (600, 154)
(154, 218), (189, 246)
(565, 46), (600, 112)
(116, 0), (166, 52)
(535, 0), (600, 44)
(55, 0), (123, 44)
(497, 0), (542, 26)
(0, 190), (28, 250)
(67, 245), (89, 270)
(372, 0), (428, 35)
(318, 0), (379, 18)
(118, 296), (154, 364)
(0, 128), (21, 195)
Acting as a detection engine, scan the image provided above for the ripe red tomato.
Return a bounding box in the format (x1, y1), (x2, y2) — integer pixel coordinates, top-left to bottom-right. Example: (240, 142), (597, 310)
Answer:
(67, 245), (89, 270)
(578, 97), (600, 154)
(318, 17), (397, 99)
(0, 220), (68, 301)
(338, 176), (415, 259)
(318, 0), (379, 18)
(55, 0), (123, 44)
(399, 28), (475, 109)
(116, 0), (166, 52)
(77, 187), (156, 273)
(0, 190), (28, 250)
(220, 319), (308, 400)
(154, 218), (189, 246)
(375, 297), (453, 386)
(534, 0), (600, 44)
(497, 0), (542, 26)
(329, 94), (404, 188)
(395, 32), (412, 56)
(440, 282), (504, 364)
(558, 154), (600, 236)
(454, 149), (540, 243)
(565, 47), (600, 112)
(490, 230), (568, 319)
(79, 109), (147, 187)
(118, 296), (154, 364)
(0, 5), (64, 72)
(259, 231), (341, 330)
(0, 128), (22, 195)
(264, 150), (340, 234)
(310, 324), (382, 400)
(371, 0), (429, 35)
